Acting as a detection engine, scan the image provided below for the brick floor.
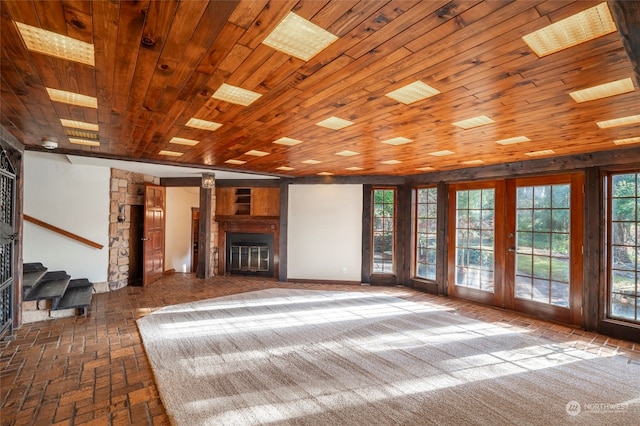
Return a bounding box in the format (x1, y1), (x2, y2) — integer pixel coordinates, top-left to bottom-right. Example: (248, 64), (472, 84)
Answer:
(1, 274), (639, 425)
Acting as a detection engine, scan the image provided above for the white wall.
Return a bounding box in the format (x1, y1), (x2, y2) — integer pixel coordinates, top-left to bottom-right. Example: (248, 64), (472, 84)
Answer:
(23, 152), (110, 283)
(165, 187), (199, 273)
(287, 184), (362, 281)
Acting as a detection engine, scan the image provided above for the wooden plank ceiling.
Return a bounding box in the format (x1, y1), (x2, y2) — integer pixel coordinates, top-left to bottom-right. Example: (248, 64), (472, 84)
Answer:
(1, 0), (639, 177)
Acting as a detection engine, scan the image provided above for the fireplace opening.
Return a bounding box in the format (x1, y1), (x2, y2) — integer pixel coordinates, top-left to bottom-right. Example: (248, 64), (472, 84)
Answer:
(226, 233), (274, 276)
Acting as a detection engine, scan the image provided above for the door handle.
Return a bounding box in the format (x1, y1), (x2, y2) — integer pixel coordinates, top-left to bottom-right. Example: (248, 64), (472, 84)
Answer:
(141, 237), (149, 241)
(507, 247), (516, 253)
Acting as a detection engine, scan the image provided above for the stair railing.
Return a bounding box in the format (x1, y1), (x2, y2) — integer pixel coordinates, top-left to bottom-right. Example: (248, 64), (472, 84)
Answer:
(24, 215), (104, 250)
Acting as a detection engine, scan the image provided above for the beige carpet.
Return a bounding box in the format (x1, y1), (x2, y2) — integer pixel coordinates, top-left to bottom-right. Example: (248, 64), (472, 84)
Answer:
(137, 288), (640, 425)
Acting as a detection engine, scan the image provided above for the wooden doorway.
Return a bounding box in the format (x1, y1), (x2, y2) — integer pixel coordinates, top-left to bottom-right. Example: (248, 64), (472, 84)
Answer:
(191, 208), (199, 273)
(128, 205), (144, 285)
(143, 184), (165, 286)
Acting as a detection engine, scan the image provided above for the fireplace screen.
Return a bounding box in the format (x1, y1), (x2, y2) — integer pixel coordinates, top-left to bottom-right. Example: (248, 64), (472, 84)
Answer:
(229, 244), (270, 272)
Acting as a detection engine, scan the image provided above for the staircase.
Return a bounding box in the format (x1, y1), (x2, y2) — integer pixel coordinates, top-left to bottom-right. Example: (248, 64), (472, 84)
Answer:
(23, 262), (93, 317)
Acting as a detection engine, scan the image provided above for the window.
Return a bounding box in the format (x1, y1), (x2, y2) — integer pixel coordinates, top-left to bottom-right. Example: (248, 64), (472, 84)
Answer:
(372, 188), (395, 274)
(415, 187), (437, 280)
(608, 172), (639, 323)
(455, 188), (495, 291)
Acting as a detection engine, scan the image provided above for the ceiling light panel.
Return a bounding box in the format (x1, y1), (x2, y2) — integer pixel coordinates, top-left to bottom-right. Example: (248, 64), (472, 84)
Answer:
(522, 3), (616, 58)
(614, 137), (640, 145)
(569, 78), (635, 103)
(245, 150), (269, 157)
(273, 137), (303, 146)
(382, 137), (412, 146)
(262, 12), (338, 61)
(60, 119), (98, 131)
(159, 150), (183, 157)
(185, 118), (222, 131)
(462, 160), (484, 165)
(381, 160), (402, 165)
(346, 167), (364, 171)
(452, 115), (494, 129)
(496, 136), (531, 145)
(212, 83), (261, 106)
(525, 150), (555, 157)
(596, 115), (640, 128)
(225, 159), (246, 165)
(317, 172), (334, 176)
(277, 166), (295, 171)
(68, 138), (99, 147)
(316, 116), (354, 130)
(335, 150), (359, 156)
(416, 166), (435, 171)
(385, 81), (440, 104)
(65, 129), (98, 139)
(302, 159), (321, 165)
(170, 137), (199, 146)
(429, 150), (455, 156)
(15, 22), (95, 66)
(47, 88), (97, 108)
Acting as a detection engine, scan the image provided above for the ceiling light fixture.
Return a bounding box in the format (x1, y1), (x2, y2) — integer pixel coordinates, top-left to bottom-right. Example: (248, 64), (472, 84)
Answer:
(262, 12), (338, 61)
(60, 119), (98, 131)
(385, 81), (440, 104)
(159, 150), (183, 157)
(522, 3), (616, 58)
(225, 159), (246, 165)
(317, 172), (334, 176)
(496, 136), (531, 145)
(569, 78), (635, 103)
(46, 88), (97, 108)
(273, 137), (303, 146)
(69, 138), (99, 147)
(452, 115), (494, 129)
(169, 137), (199, 146)
(65, 129), (98, 139)
(429, 150), (454, 156)
(416, 166), (435, 171)
(41, 137), (58, 149)
(335, 150), (359, 157)
(185, 118), (222, 131)
(346, 167), (364, 171)
(381, 137), (412, 146)
(15, 22), (95, 66)
(381, 160), (402, 165)
(525, 149), (555, 157)
(302, 159), (321, 165)
(316, 116), (354, 130)
(245, 150), (269, 157)
(277, 166), (295, 171)
(461, 159), (484, 165)
(596, 114), (640, 128)
(212, 83), (261, 106)
(613, 137), (640, 145)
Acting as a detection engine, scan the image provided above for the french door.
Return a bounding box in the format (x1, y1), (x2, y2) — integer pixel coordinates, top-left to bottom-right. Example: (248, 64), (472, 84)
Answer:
(448, 174), (583, 324)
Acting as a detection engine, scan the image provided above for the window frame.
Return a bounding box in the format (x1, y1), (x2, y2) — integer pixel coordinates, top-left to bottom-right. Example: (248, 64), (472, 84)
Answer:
(371, 187), (396, 275)
(414, 186), (438, 281)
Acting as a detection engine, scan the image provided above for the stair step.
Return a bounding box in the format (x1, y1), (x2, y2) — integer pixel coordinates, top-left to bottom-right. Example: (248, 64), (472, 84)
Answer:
(22, 262), (48, 296)
(55, 279), (93, 315)
(23, 271), (71, 309)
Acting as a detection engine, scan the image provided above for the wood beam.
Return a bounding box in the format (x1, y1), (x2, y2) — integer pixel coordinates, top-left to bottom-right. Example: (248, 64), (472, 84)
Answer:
(609, 0), (640, 85)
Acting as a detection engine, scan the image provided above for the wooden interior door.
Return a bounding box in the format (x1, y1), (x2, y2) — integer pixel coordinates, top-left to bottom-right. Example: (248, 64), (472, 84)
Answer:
(143, 184), (165, 286)
(191, 208), (199, 273)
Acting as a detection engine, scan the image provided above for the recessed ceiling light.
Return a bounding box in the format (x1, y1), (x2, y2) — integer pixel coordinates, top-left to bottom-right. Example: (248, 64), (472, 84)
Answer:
(381, 160), (402, 165)
(46, 88), (97, 108)
(569, 78), (635, 103)
(65, 129), (98, 139)
(429, 150), (454, 156)
(262, 12), (338, 61)
(60, 119), (98, 131)
(273, 137), (303, 146)
(525, 149), (555, 157)
(245, 150), (269, 157)
(613, 137), (640, 145)
(185, 118), (222, 131)
(385, 81), (441, 104)
(15, 22), (95, 66)
(318, 172), (334, 176)
(462, 159), (484, 165)
(302, 159), (321, 165)
(382, 137), (412, 146)
(416, 166), (435, 171)
(68, 138), (99, 147)
(159, 150), (183, 157)
(277, 166), (295, 171)
(346, 167), (364, 171)
(452, 115), (494, 129)
(522, 3), (616, 58)
(225, 159), (246, 165)
(170, 137), (199, 146)
(316, 116), (354, 130)
(596, 115), (640, 128)
(212, 83), (261, 106)
(496, 136), (531, 145)
(335, 150), (359, 156)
